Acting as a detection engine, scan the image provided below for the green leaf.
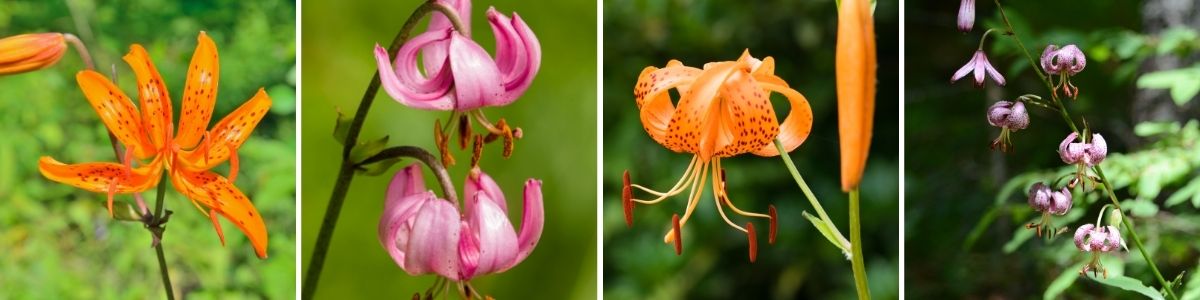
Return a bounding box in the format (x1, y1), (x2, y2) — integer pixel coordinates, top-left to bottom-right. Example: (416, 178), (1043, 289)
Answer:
(357, 157), (402, 176)
(1044, 262), (1084, 300)
(1136, 66), (1200, 106)
(1165, 177), (1200, 208)
(1003, 225), (1033, 254)
(333, 107), (352, 145)
(1092, 275), (1166, 300)
(801, 211), (851, 259)
(349, 135), (389, 165)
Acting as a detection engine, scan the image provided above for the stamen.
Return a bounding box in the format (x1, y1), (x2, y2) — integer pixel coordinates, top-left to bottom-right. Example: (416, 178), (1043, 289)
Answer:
(630, 156), (698, 199)
(458, 114), (471, 150)
(769, 205), (778, 244)
(676, 160), (710, 226)
(622, 170), (634, 227)
(671, 213), (682, 255)
(713, 160), (772, 220)
(498, 119), (515, 158)
(470, 135), (484, 168)
(746, 222), (758, 262)
(711, 166), (747, 233)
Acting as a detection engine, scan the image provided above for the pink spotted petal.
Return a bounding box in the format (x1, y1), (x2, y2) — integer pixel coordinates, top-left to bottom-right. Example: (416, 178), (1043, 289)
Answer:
(972, 53), (986, 85)
(951, 52), (975, 83)
(487, 8), (542, 104)
(448, 33), (504, 110)
(376, 35), (454, 110)
(1086, 133), (1107, 165)
(1059, 132), (1081, 164)
(423, 0), (472, 73)
(459, 193), (518, 279)
(1040, 45), (1059, 74)
(464, 168), (508, 216)
(405, 198), (463, 280)
(980, 53), (1006, 86)
(1008, 101), (1029, 130)
(507, 179), (544, 270)
(1075, 224), (1094, 251)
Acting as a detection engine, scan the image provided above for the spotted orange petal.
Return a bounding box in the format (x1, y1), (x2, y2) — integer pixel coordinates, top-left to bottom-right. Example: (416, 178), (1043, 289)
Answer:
(178, 88), (271, 170)
(175, 31), (220, 150)
(169, 167), (268, 259)
(668, 61), (738, 160)
(634, 60), (700, 150)
(712, 66), (778, 157)
(123, 44), (173, 150)
(76, 70), (157, 159)
(751, 77), (813, 157)
(37, 155), (163, 193)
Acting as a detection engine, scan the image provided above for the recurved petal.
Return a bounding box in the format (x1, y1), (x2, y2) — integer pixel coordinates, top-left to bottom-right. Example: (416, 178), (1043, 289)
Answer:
(1059, 132), (1080, 164)
(634, 63), (700, 149)
(1085, 133), (1107, 165)
(670, 61), (738, 159)
(123, 44), (173, 150)
(379, 190), (436, 270)
(488, 9), (541, 104)
(1040, 45), (1058, 74)
(177, 31), (220, 149)
(386, 163), (429, 212)
(981, 54), (1006, 86)
(423, 0), (472, 73)
(177, 88), (271, 170)
(458, 192), (518, 279)
(38, 155), (163, 194)
(1074, 223), (1094, 251)
(376, 31), (455, 110)
(405, 199), (462, 280)
(507, 179), (544, 271)
(1007, 101), (1029, 130)
(752, 80), (813, 156)
(712, 68), (778, 158)
(169, 168), (268, 259)
(448, 33), (504, 110)
(464, 168), (507, 216)
(950, 54), (974, 83)
(76, 70), (157, 159)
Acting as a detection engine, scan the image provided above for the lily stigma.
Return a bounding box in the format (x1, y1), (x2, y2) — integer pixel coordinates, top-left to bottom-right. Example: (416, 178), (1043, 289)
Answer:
(621, 50), (813, 262)
(37, 31), (271, 258)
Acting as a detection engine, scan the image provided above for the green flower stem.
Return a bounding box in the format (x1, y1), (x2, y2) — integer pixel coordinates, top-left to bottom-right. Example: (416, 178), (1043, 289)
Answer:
(993, 1), (1176, 298)
(301, 2), (465, 298)
(152, 173), (174, 300)
(773, 140), (848, 249)
(849, 189), (870, 300)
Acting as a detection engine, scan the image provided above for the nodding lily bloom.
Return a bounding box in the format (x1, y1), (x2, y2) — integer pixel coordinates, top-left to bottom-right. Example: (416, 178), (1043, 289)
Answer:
(1074, 224), (1126, 278)
(951, 50), (1005, 87)
(37, 31), (272, 258)
(0, 33), (68, 75)
(957, 0), (975, 32)
(1040, 44), (1086, 99)
(379, 164), (543, 285)
(1025, 182), (1072, 237)
(622, 50), (812, 261)
(986, 100), (1028, 152)
(1058, 131), (1106, 189)
(375, 0), (539, 166)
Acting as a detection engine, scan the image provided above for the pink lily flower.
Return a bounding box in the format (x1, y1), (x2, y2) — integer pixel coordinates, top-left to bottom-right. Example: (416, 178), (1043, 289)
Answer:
(1074, 224), (1126, 278)
(378, 163), (543, 281)
(951, 50), (1005, 87)
(375, 0), (541, 111)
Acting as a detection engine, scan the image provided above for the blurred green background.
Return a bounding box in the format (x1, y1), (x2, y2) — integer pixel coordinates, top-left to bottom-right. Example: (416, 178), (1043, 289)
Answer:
(0, 0), (296, 299)
(300, 0), (596, 299)
(907, 0), (1200, 298)
(603, 0), (899, 299)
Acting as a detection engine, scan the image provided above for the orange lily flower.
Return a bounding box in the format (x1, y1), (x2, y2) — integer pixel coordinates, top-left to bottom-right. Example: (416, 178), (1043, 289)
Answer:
(622, 50), (813, 261)
(37, 31), (272, 259)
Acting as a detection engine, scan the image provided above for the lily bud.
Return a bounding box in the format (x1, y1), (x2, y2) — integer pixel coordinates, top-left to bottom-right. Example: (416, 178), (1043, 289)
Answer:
(0, 33), (68, 75)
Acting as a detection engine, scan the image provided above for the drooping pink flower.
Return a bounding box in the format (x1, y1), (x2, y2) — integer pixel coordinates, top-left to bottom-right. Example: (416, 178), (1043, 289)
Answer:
(951, 50), (1005, 87)
(1074, 224), (1126, 278)
(987, 100), (1028, 152)
(1025, 182), (1072, 236)
(375, 0), (541, 111)
(1058, 132), (1107, 167)
(957, 0), (975, 32)
(379, 163), (543, 281)
(1047, 187), (1072, 215)
(1040, 44), (1087, 98)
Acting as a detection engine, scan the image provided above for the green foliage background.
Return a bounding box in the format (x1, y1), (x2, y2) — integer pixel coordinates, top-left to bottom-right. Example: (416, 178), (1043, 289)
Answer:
(906, 0), (1200, 298)
(0, 0), (297, 298)
(603, 0), (900, 299)
(300, 0), (597, 299)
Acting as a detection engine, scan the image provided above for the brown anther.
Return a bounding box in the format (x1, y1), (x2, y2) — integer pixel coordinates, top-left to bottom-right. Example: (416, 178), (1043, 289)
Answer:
(434, 119), (445, 148)
(471, 135), (484, 167)
(483, 132), (500, 143)
(498, 119), (515, 158)
(440, 142), (456, 167)
(458, 114), (471, 150)
(746, 222), (758, 263)
(768, 205), (778, 244)
(412, 293), (421, 300)
(622, 170), (634, 227)
(671, 214), (682, 255)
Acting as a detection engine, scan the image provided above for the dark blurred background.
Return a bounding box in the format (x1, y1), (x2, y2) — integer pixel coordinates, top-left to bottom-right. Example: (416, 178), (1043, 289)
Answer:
(300, 0), (597, 299)
(0, 0), (296, 298)
(603, 0), (899, 299)
(907, 0), (1200, 298)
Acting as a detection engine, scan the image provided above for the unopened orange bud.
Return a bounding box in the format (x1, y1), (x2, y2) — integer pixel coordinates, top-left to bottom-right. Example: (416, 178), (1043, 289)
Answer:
(0, 33), (68, 75)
